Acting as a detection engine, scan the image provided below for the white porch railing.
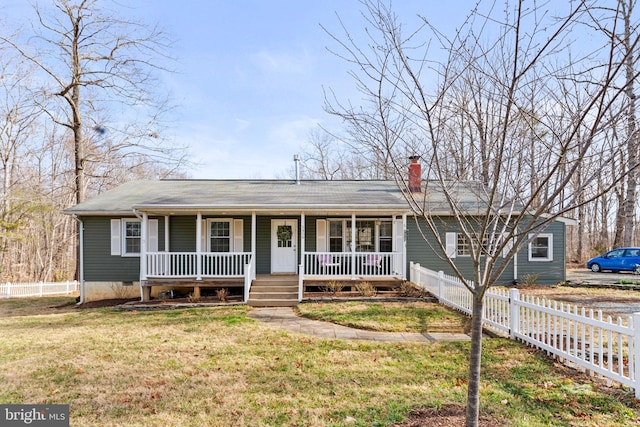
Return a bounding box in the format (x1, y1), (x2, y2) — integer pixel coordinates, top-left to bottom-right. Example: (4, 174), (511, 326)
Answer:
(146, 252), (252, 278)
(303, 251), (402, 277)
(1, 280), (79, 299)
(410, 262), (640, 398)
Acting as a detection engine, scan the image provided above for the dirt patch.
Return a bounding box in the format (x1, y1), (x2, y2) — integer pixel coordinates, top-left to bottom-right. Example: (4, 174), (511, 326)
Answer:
(393, 404), (500, 427)
(75, 298), (139, 309)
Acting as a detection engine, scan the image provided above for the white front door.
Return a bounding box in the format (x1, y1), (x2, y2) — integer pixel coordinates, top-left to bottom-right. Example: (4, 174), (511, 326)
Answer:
(271, 219), (297, 273)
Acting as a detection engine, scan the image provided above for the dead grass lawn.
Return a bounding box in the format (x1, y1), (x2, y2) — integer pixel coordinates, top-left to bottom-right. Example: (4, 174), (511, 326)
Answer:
(0, 298), (638, 426)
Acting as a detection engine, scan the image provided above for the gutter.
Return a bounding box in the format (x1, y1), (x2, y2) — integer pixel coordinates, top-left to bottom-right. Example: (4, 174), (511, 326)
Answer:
(72, 215), (85, 305)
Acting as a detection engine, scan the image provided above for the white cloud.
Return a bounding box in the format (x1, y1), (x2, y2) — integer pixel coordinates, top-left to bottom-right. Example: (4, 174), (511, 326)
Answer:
(267, 116), (321, 148)
(252, 48), (313, 74)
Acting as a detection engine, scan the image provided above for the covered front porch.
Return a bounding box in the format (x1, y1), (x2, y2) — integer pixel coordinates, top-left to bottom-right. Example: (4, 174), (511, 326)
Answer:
(136, 210), (408, 303)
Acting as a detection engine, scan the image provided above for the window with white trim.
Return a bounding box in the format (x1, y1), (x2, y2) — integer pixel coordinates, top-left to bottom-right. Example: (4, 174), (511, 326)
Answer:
(329, 220), (343, 252)
(455, 232), (502, 257)
(110, 218), (158, 257)
(456, 233), (472, 256)
(326, 219), (392, 252)
(379, 221), (393, 252)
(529, 233), (553, 261)
(123, 219), (141, 255)
(209, 220), (231, 252)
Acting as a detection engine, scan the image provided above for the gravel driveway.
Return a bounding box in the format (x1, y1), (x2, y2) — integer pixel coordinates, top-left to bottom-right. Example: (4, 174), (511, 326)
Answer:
(515, 269), (640, 318)
(566, 268), (640, 286)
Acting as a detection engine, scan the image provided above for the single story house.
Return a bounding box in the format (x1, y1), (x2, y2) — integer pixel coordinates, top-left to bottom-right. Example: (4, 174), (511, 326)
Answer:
(64, 163), (571, 305)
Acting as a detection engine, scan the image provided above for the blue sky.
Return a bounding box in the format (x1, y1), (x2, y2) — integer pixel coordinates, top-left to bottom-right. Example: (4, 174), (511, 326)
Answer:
(142, 0), (447, 179)
(2, 1), (467, 179)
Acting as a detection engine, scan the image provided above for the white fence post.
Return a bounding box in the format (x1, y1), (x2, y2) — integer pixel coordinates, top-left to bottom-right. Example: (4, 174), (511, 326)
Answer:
(416, 264), (639, 395)
(509, 288), (520, 340)
(409, 261), (414, 282)
(0, 280), (81, 299)
(634, 313), (640, 398)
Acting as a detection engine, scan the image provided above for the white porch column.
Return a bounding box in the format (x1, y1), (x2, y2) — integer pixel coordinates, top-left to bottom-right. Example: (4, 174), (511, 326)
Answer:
(140, 213), (148, 281)
(196, 212), (202, 280)
(351, 213), (356, 279)
(402, 213), (407, 280)
(164, 216), (170, 251)
(300, 212), (305, 275)
(251, 212), (257, 279)
(164, 215), (170, 276)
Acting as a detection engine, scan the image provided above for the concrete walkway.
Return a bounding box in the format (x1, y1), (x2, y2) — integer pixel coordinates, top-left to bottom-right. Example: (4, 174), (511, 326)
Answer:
(247, 307), (472, 343)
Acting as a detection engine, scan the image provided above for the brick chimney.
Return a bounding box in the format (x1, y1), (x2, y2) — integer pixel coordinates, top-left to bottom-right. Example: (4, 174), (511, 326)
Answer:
(408, 155), (421, 192)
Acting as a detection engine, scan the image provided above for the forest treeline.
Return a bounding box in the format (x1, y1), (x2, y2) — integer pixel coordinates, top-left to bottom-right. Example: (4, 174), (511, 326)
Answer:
(1, 0), (639, 281)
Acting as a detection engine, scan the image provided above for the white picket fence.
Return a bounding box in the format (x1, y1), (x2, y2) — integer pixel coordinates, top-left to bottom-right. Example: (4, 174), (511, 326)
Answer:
(410, 262), (640, 398)
(0, 280), (79, 299)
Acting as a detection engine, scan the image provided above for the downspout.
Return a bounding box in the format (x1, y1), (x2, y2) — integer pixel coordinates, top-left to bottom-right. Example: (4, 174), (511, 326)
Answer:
(72, 215), (85, 305)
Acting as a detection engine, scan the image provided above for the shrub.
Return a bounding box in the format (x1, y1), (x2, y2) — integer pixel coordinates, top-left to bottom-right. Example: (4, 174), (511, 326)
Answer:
(520, 273), (540, 286)
(355, 281), (376, 297)
(216, 288), (229, 302)
(187, 293), (201, 303)
(109, 282), (130, 299)
(320, 281), (343, 295)
(399, 281), (428, 298)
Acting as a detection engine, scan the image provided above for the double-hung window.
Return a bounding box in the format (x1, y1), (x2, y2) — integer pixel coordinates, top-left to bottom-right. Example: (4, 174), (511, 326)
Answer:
(329, 221), (344, 252)
(110, 218), (158, 257)
(447, 231), (507, 258)
(529, 233), (553, 261)
(456, 233), (473, 256)
(379, 221), (393, 252)
(210, 220), (231, 252)
(123, 219), (141, 255)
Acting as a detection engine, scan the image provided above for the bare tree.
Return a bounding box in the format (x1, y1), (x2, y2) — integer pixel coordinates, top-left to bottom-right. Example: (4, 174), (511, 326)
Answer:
(0, 2), (192, 282)
(0, 0), (186, 205)
(301, 128), (348, 179)
(325, 1), (640, 425)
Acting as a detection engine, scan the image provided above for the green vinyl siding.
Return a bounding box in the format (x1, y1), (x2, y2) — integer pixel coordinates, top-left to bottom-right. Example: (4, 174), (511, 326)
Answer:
(406, 217), (474, 278)
(255, 217), (271, 274)
(169, 216), (253, 253)
(168, 216), (196, 252)
(305, 217), (320, 252)
(405, 216), (566, 286)
(515, 221), (566, 285)
(82, 216), (165, 282)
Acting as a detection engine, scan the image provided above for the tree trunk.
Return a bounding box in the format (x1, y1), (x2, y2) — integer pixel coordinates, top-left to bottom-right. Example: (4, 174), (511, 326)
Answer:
(465, 294), (484, 427)
(621, 0), (637, 247)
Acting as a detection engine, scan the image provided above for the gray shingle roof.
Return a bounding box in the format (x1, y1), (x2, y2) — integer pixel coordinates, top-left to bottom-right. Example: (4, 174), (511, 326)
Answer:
(65, 180), (406, 215)
(64, 179), (490, 216)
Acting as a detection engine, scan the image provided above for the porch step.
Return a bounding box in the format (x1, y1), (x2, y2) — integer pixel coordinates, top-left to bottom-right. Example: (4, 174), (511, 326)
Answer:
(248, 276), (299, 307)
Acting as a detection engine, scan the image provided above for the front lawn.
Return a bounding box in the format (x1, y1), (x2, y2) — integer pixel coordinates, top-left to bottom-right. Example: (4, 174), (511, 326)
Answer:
(0, 298), (638, 426)
(296, 301), (470, 333)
